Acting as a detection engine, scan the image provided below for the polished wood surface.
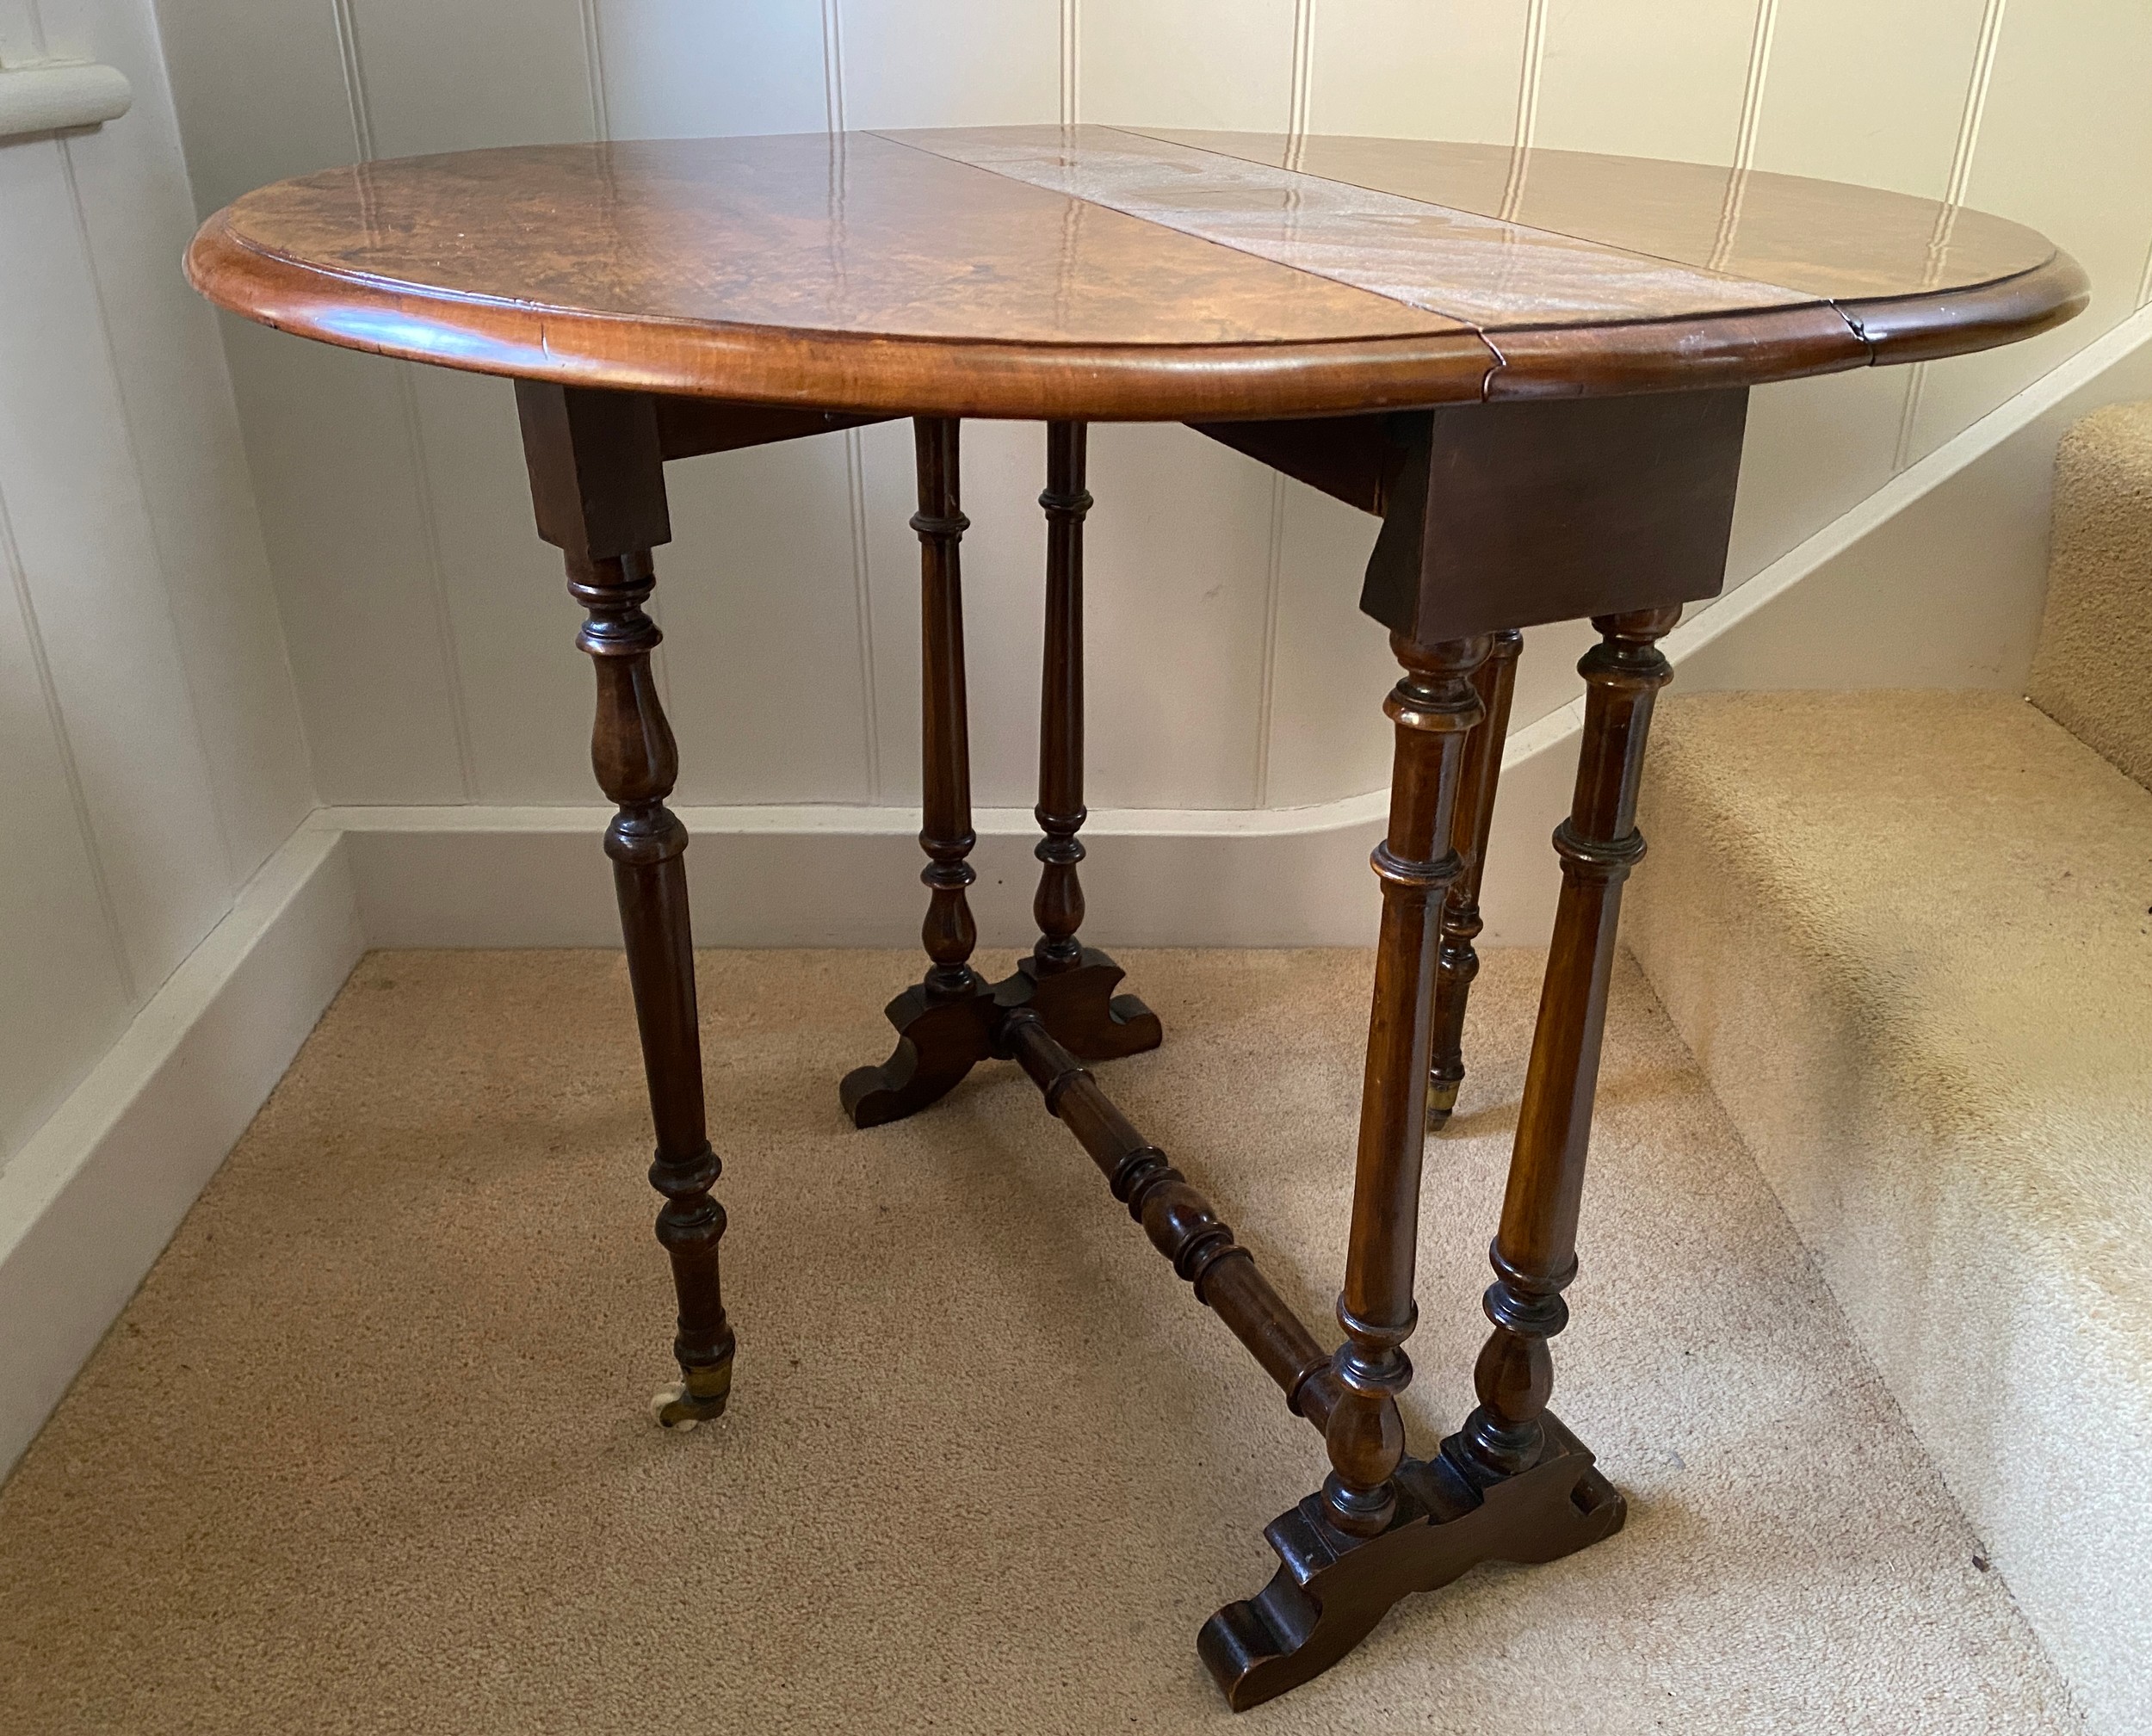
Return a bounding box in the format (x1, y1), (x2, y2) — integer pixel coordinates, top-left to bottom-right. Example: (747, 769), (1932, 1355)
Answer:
(1365, 388), (1751, 640)
(1140, 131), (2064, 339)
(1427, 629), (1525, 1129)
(195, 124), (2081, 1713)
(1005, 1010), (1333, 1420)
(187, 126), (2084, 418)
(1457, 608), (1679, 1481)
(515, 381), (734, 1428)
(841, 422), (1160, 1128)
(1326, 633), (1489, 1539)
(839, 418), (999, 1127)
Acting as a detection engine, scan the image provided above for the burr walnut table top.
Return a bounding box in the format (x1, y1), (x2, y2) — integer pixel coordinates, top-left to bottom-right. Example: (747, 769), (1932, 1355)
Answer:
(187, 125), (2085, 420)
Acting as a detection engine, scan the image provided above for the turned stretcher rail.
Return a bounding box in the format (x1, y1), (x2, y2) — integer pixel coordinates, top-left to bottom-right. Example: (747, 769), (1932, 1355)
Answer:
(1001, 1009), (1341, 1429)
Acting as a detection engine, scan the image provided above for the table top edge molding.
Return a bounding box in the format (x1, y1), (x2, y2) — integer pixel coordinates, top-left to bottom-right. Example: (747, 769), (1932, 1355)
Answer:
(183, 133), (2089, 421)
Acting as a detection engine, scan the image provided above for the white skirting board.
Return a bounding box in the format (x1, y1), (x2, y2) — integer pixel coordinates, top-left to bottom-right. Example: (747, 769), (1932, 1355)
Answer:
(5, 305), (2144, 1480)
(333, 735), (1577, 953)
(0, 829), (364, 1477)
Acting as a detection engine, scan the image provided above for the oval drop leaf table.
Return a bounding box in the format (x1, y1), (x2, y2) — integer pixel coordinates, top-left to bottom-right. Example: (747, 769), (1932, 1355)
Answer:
(188, 126), (2083, 1709)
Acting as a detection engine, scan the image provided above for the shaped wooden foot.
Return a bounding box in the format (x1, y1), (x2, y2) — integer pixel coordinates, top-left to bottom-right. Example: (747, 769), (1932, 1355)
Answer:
(840, 980), (998, 1127)
(1199, 1414), (1623, 1709)
(994, 948), (1161, 1061)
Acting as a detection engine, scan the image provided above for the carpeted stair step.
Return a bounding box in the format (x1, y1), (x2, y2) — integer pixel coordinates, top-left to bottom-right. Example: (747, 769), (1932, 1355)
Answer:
(1627, 686), (2152, 1736)
(2028, 399), (2152, 793)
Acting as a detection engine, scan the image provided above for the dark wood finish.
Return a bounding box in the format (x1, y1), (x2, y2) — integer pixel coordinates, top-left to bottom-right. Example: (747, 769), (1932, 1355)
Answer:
(1456, 608), (1679, 1480)
(1427, 628), (1524, 1129)
(1032, 420), (1091, 979)
(999, 422), (1164, 1061)
(1324, 633), (1489, 1538)
(841, 417), (999, 1127)
(188, 129), (2082, 421)
(653, 397), (889, 462)
(1363, 389), (1749, 643)
(190, 129), (2080, 1714)
(515, 380), (734, 1427)
(1200, 625), (1634, 1709)
(1185, 412), (1399, 515)
(1004, 1011), (1333, 1420)
(1200, 1415), (1623, 1708)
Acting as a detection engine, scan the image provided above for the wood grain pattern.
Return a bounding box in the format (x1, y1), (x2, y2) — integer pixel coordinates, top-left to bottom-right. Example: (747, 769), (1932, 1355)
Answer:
(889, 127), (1813, 327)
(187, 127), (2084, 419)
(1140, 131), (2057, 298)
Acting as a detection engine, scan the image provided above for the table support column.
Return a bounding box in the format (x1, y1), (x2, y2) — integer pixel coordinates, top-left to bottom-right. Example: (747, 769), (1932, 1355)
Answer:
(1454, 606), (1678, 1476)
(841, 418), (999, 1125)
(1426, 627), (1524, 1128)
(516, 382), (734, 1430)
(999, 422), (1162, 1059)
(1322, 633), (1489, 1535)
(1201, 626), (1636, 1714)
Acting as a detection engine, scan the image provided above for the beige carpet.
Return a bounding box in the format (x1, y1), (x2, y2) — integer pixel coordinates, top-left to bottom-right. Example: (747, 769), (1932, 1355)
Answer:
(2029, 399), (2152, 792)
(1629, 688), (2152, 1734)
(0, 948), (2078, 1733)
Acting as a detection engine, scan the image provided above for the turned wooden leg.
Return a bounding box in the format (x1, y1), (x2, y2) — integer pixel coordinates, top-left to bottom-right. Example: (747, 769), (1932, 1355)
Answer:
(1322, 633), (1490, 1535)
(841, 417), (999, 1127)
(516, 382), (734, 1428)
(1454, 606), (1678, 1477)
(996, 422), (1163, 1060)
(1426, 627), (1524, 1129)
(1201, 625), (1629, 1709)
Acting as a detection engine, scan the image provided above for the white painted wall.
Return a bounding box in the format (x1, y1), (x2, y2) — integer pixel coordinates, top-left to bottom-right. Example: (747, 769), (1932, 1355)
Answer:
(0, 0), (312, 1171)
(147, 0), (2152, 834)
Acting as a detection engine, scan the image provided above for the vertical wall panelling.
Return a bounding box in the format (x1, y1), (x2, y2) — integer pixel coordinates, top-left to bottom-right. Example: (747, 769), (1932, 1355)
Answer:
(1531, 0), (1763, 164)
(1751, 0), (1990, 195)
(1060, 0), (1079, 123)
(858, 418), (1048, 810)
(160, 0), (467, 805)
(1511, 0), (1547, 164)
(821, 0), (847, 128)
(1072, 428), (1277, 809)
(0, 130), (230, 994)
(595, 0), (844, 787)
(838, 0), (1059, 129)
(1891, 0), (2008, 472)
(345, 0), (609, 805)
(44, 0), (313, 876)
(580, 0), (609, 138)
(1908, 0), (2152, 456)
(345, 0), (596, 156)
(1724, 0), (1775, 198)
(0, 489), (133, 1160)
(1080, 0), (1298, 130)
(859, 419), (922, 807)
(1, 0), (323, 1165)
(400, 370), (589, 801)
(1252, 476), (1288, 805)
(1307, 1), (1533, 145)
(1724, 0), (1993, 587)
(844, 429), (882, 800)
(1072, 0), (1301, 810)
(1258, 481), (1394, 809)
(595, 1), (828, 137)
(1286, 0), (1314, 146)
(658, 434), (881, 806)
